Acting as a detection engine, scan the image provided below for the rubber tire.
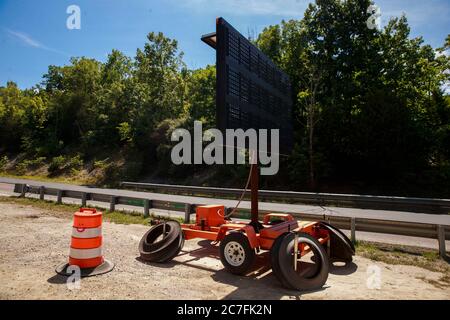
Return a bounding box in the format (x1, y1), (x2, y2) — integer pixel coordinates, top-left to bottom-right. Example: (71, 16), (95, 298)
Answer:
(270, 232), (294, 289)
(142, 221), (180, 252)
(139, 221), (183, 262)
(277, 232), (329, 291)
(319, 222), (355, 262)
(139, 224), (184, 263)
(158, 232), (185, 263)
(320, 221), (355, 252)
(220, 232), (255, 275)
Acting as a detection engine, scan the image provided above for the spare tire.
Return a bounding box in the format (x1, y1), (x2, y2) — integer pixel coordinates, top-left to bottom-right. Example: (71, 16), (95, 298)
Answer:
(157, 231), (185, 263)
(276, 232), (329, 291)
(319, 222), (355, 262)
(139, 221), (183, 263)
(270, 232), (294, 289)
(141, 221), (180, 251)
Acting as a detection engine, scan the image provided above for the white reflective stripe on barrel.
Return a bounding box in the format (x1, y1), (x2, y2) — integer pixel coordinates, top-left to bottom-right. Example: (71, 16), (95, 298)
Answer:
(72, 227), (102, 239)
(69, 247), (102, 259)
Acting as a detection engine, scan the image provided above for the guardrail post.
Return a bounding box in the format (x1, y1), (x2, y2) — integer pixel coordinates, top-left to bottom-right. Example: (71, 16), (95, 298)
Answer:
(20, 184), (26, 197)
(437, 225), (446, 259)
(57, 190), (63, 204)
(184, 203), (192, 223)
(39, 186), (45, 200)
(81, 192), (87, 207)
(110, 196), (116, 212)
(13, 183), (20, 193)
(351, 217), (356, 244)
(144, 199), (150, 218)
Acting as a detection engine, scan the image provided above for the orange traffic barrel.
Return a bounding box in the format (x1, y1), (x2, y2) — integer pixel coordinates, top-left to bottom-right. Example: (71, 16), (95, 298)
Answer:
(56, 208), (114, 277)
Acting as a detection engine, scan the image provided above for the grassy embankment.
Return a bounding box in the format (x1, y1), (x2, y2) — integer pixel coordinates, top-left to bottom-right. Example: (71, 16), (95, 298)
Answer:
(355, 241), (450, 288)
(0, 195), (184, 225)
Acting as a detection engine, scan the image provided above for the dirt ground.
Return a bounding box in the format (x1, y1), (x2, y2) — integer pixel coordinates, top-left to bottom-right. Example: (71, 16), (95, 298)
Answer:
(0, 202), (449, 300)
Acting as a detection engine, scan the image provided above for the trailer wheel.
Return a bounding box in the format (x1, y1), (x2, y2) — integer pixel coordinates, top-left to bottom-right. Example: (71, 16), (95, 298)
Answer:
(276, 232), (329, 291)
(220, 232), (255, 275)
(139, 221), (183, 263)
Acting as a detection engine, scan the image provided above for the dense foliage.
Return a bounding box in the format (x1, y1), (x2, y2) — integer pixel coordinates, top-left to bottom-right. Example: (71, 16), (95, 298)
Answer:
(256, 0), (450, 195)
(1, 0), (449, 196)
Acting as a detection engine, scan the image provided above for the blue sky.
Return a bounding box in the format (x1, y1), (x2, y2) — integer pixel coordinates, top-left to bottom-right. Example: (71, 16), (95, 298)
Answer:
(1, 0), (449, 89)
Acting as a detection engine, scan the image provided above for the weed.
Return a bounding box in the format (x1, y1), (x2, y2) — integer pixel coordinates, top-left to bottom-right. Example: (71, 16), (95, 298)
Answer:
(0, 196), (184, 225)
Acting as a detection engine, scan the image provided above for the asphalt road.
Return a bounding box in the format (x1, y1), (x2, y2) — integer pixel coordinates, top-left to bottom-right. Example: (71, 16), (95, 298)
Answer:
(1, 176), (449, 226)
(0, 176), (449, 250)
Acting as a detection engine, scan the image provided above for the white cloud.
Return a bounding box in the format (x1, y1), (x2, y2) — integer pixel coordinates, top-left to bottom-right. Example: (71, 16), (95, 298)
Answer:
(6, 29), (70, 56)
(7, 29), (43, 48)
(177, 0), (308, 16)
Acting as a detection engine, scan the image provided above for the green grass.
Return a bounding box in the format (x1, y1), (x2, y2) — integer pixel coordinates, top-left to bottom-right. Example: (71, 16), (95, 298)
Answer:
(0, 172), (88, 185)
(0, 195), (184, 225)
(355, 241), (445, 271)
(355, 240), (450, 288)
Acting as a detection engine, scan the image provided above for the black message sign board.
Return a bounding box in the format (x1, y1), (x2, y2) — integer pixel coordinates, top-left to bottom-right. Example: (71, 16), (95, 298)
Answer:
(202, 17), (293, 153)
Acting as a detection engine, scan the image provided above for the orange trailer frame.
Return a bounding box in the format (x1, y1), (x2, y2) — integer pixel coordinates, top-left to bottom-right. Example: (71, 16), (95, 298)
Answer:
(181, 163), (331, 255)
(181, 212), (330, 254)
(173, 164), (354, 291)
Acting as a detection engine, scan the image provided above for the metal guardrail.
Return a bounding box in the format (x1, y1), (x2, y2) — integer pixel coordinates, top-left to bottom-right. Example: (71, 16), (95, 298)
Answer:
(121, 182), (450, 215)
(10, 182), (450, 259)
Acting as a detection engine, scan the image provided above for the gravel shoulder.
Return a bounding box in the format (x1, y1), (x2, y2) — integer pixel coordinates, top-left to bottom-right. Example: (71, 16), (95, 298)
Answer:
(0, 202), (449, 300)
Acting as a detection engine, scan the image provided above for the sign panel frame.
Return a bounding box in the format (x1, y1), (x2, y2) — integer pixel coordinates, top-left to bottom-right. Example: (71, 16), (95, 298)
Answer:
(209, 17), (293, 153)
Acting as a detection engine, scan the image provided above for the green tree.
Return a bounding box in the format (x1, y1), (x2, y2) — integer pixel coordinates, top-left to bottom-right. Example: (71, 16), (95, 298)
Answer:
(42, 57), (102, 154)
(256, 0), (449, 194)
(0, 82), (25, 151)
(94, 50), (133, 147)
(128, 32), (186, 151)
(186, 65), (216, 128)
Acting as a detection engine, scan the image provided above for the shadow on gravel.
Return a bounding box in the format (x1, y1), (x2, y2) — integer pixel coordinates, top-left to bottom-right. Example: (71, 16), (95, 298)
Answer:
(135, 239), (220, 272)
(47, 274), (68, 285)
(329, 260), (358, 275)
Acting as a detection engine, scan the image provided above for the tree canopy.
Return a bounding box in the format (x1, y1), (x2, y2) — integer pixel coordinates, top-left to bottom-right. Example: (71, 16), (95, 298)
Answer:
(256, 0), (449, 195)
(1, 0), (449, 196)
